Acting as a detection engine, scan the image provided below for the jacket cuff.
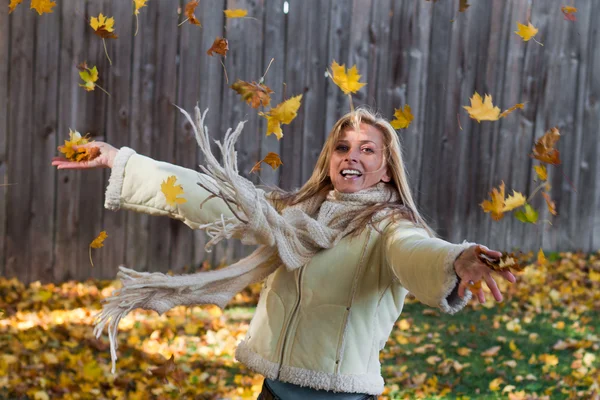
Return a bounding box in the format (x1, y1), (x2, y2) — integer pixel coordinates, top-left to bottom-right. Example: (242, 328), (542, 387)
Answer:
(104, 147), (137, 211)
(439, 241), (476, 314)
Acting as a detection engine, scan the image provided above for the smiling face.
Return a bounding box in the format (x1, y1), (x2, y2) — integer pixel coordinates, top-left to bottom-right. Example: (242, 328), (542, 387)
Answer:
(328, 122), (391, 193)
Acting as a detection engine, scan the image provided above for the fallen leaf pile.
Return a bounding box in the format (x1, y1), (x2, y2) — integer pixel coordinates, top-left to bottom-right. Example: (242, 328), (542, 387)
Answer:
(1, 251), (598, 399)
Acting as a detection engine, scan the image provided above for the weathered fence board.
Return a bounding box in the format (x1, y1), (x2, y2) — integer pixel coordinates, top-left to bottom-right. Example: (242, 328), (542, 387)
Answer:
(1, 0), (599, 283)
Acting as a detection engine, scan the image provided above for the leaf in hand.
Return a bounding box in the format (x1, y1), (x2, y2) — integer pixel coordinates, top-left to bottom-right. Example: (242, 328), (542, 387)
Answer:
(8, 0), (23, 14)
(90, 13), (118, 39)
(329, 60), (366, 95)
(161, 176), (187, 206)
(391, 105), (414, 129)
(223, 9), (248, 18)
(531, 127), (561, 165)
(561, 6), (577, 21)
(250, 152), (283, 174)
(463, 92), (500, 122)
(184, 0), (201, 25)
(541, 192), (557, 216)
(30, 0), (56, 15)
(514, 204), (539, 224)
(499, 102), (525, 118)
(514, 21), (539, 42)
(58, 129), (93, 161)
(258, 94), (303, 139)
(231, 79), (274, 109)
(476, 247), (524, 272)
(207, 37), (229, 57)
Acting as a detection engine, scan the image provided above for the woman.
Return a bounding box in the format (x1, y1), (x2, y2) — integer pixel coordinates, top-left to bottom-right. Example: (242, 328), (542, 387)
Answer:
(52, 107), (515, 400)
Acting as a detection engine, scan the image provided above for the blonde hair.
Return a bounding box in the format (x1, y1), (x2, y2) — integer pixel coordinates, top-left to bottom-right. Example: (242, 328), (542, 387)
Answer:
(269, 107), (436, 238)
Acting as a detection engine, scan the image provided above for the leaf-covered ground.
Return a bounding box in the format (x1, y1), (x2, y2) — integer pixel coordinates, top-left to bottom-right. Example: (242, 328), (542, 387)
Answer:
(1, 251), (599, 399)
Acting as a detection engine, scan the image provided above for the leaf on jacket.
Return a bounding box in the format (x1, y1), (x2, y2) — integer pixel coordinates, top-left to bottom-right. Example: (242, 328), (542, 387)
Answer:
(561, 6), (577, 21)
(207, 37), (229, 57)
(58, 129), (95, 162)
(534, 164), (547, 181)
(391, 105), (414, 129)
(514, 204), (538, 224)
(223, 9), (247, 18)
(184, 0), (201, 26)
(30, 0), (56, 15)
(89, 231), (108, 268)
(250, 152), (283, 174)
(133, 0), (147, 15)
(531, 127), (561, 165)
(514, 21), (541, 44)
(161, 176), (187, 206)
(329, 60), (366, 95)
(499, 102), (525, 118)
(258, 94), (303, 139)
(8, 0), (23, 14)
(231, 79), (274, 109)
(541, 192), (557, 216)
(90, 13), (118, 39)
(463, 92), (500, 122)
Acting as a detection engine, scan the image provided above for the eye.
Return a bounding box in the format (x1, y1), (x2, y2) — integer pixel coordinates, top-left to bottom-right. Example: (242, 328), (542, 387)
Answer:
(335, 144), (349, 152)
(362, 147), (375, 153)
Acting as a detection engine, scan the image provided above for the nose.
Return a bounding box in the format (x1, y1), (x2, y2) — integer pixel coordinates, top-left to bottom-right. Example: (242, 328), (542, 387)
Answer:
(344, 146), (360, 163)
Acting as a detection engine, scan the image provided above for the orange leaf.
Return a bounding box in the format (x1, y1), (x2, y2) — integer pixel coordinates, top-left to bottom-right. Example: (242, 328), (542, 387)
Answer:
(207, 37), (229, 57)
(480, 181), (506, 221)
(561, 6), (577, 21)
(534, 164), (547, 181)
(161, 176), (187, 206)
(58, 129), (93, 161)
(9, 0), (23, 14)
(184, 0), (201, 26)
(231, 79), (274, 109)
(250, 152), (283, 174)
(223, 9), (248, 18)
(499, 102), (525, 118)
(90, 231), (108, 249)
(30, 0), (56, 15)
(541, 192), (557, 215)
(531, 127), (561, 165)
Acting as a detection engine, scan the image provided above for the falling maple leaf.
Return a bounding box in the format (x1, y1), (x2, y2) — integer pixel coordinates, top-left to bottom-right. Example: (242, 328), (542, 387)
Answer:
(161, 176), (187, 206)
(329, 60), (366, 95)
(223, 9), (248, 18)
(58, 129), (95, 161)
(8, 0), (23, 14)
(30, 0), (56, 15)
(499, 102), (525, 118)
(541, 192), (557, 215)
(133, 0), (148, 36)
(184, 0), (201, 26)
(89, 231), (108, 267)
(515, 21), (543, 45)
(480, 182), (507, 221)
(78, 64), (99, 91)
(463, 92), (501, 122)
(534, 164), (548, 181)
(207, 37), (229, 57)
(458, 0), (470, 12)
(231, 79), (274, 109)
(258, 94), (303, 139)
(250, 152), (283, 174)
(531, 127), (561, 165)
(561, 6), (577, 21)
(503, 190), (527, 212)
(90, 13), (118, 39)
(514, 203), (539, 224)
(391, 105), (414, 129)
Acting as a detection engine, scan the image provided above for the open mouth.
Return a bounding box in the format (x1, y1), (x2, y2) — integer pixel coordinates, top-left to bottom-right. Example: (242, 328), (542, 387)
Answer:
(340, 169), (362, 179)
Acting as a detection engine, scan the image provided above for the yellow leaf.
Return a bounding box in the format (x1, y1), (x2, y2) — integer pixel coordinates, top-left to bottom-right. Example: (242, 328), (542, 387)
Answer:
(539, 354), (559, 367)
(8, 0), (23, 14)
(330, 60), (366, 95)
(259, 95), (303, 139)
(481, 346), (501, 357)
(480, 181), (506, 221)
(541, 192), (557, 215)
(224, 9), (248, 18)
(33, 391), (50, 400)
(391, 104), (414, 129)
(489, 377), (504, 391)
(499, 102), (525, 118)
(463, 92), (500, 122)
(90, 231), (108, 249)
(133, 0), (148, 15)
(261, 113), (283, 139)
(502, 190), (526, 211)
(161, 176), (187, 206)
(457, 347), (472, 356)
(537, 248), (546, 265)
(534, 164), (547, 181)
(79, 65), (99, 92)
(58, 129), (92, 161)
(82, 359), (103, 381)
(250, 152), (283, 174)
(90, 13), (118, 39)
(503, 385), (516, 393)
(30, 0), (56, 15)
(514, 21), (540, 43)
(589, 270), (600, 282)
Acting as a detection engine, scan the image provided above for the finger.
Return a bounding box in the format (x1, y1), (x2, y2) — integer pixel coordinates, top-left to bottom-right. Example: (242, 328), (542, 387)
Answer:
(483, 274), (503, 302)
(477, 287), (485, 303)
(56, 161), (96, 169)
(458, 281), (466, 298)
(499, 269), (516, 283)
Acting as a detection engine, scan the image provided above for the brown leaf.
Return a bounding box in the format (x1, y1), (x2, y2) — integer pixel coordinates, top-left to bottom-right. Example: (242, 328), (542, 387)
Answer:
(230, 79), (274, 109)
(207, 37), (229, 57)
(184, 0), (201, 25)
(250, 152), (283, 174)
(531, 127), (561, 165)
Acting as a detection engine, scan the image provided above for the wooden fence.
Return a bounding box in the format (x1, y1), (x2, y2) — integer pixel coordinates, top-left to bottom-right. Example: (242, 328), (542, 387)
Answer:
(1, 0), (599, 284)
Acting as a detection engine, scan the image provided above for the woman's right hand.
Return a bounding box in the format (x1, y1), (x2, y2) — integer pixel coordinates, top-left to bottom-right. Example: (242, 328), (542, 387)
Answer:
(51, 142), (118, 170)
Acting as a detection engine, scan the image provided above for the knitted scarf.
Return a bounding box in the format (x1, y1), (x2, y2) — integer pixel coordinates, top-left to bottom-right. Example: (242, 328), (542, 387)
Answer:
(94, 106), (400, 373)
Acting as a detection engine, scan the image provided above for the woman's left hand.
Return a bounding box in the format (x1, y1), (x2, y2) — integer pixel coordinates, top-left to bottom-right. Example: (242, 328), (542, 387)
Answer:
(454, 244), (516, 303)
